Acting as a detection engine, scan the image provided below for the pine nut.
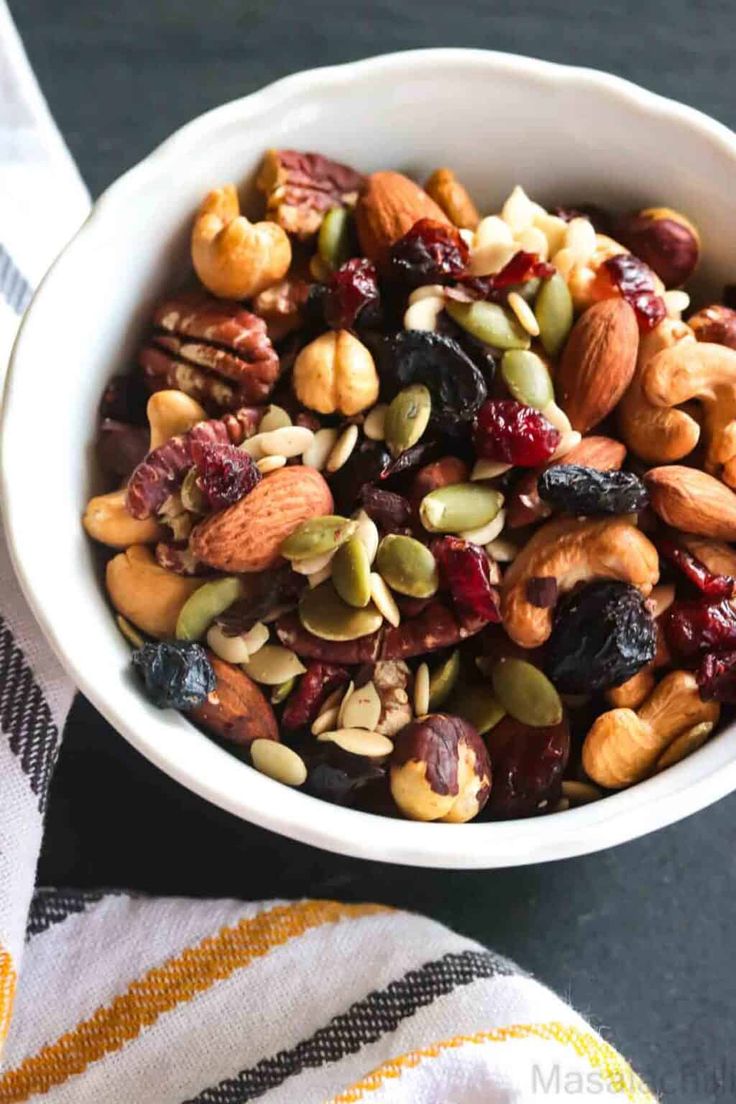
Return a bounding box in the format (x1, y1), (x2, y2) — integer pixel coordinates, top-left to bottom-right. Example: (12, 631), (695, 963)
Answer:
(302, 427), (339, 470)
(370, 572), (401, 627)
(471, 459), (512, 480)
(461, 508), (506, 546)
(257, 454), (287, 474)
(507, 291), (540, 337)
(363, 405), (388, 441)
(414, 663), (430, 717)
(326, 423), (359, 473)
(259, 425), (314, 458)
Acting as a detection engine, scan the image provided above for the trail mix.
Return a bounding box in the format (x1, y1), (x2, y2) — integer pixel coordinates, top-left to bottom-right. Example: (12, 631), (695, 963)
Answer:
(84, 148), (736, 822)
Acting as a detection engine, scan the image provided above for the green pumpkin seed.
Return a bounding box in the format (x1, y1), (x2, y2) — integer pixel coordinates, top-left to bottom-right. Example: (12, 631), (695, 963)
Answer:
(375, 534), (439, 598)
(428, 649), (461, 710)
(501, 350), (554, 410)
(384, 384), (432, 458)
(420, 483), (503, 534)
(299, 581), (383, 641)
(332, 537), (372, 608)
(445, 299), (530, 350)
(271, 677), (296, 704)
(318, 206), (353, 269)
(452, 683), (506, 735)
(180, 467), (205, 514)
(280, 516), (357, 561)
(535, 272), (574, 357)
(491, 657), (563, 727)
(175, 576), (244, 641)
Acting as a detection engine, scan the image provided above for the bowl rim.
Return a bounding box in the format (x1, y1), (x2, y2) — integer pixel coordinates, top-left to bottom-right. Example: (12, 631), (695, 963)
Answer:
(5, 47), (736, 869)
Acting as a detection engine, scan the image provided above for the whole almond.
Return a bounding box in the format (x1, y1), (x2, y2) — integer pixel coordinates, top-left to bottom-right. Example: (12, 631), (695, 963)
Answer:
(191, 655), (278, 746)
(645, 466), (736, 540)
(556, 299), (639, 432)
(191, 465), (334, 572)
(355, 171), (450, 268)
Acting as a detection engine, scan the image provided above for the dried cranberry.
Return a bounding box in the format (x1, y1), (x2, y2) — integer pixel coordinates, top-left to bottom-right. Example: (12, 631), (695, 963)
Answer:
(324, 258), (380, 330)
(537, 465), (649, 516)
(281, 663), (350, 730)
(126, 419), (230, 519)
(457, 251), (554, 302)
(696, 650), (736, 702)
(658, 538), (736, 599)
(666, 597), (736, 657)
(360, 485), (413, 532)
(216, 566), (305, 635)
(132, 641), (215, 710)
(190, 439), (261, 512)
(474, 399), (560, 466)
(432, 536), (501, 623)
(379, 330), (487, 429)
(484, 714), (570, 819)
(388, 218), (469, 287)
(600, 254), (666, 332)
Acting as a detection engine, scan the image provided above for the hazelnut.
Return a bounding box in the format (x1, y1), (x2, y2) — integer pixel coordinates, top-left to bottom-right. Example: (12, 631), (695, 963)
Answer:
(689, 304), (736, 350)
(293, 330), (379, 416)
(616, 206), (699, 288)
(389, 713), (491, 823)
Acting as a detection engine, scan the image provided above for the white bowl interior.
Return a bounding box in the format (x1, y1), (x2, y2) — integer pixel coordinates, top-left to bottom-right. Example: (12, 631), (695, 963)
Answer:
(5, 49), (736, 867)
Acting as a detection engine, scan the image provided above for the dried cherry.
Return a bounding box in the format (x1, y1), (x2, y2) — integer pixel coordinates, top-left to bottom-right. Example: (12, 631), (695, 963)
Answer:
(132, 641), (215, 710)
(599, 254), (666, 332)
(474, 399), (560, 466)
(324, 258), (381, 330)
(546, 581), (656, 692)
(432, 536), (501, 623)
(484, 714), (570, 819)
(388, 218), (469, 287)
(658, 538), (736, 599)
(281, 663), (350, 730)
(696, 651), (736, 703)
(537, 465), (649, 516)
(457, 251), (554, 301)
(190, 439), (261, 512)
(665, 597), (736, 657)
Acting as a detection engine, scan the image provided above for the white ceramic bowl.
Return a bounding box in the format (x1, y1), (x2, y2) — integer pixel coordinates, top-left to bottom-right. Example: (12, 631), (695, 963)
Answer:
(5, 49), (736, 868)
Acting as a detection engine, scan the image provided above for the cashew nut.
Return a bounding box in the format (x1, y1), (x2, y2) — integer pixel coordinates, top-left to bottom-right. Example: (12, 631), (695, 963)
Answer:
(191, 184), (291, 300)
(617, 316), (700, 464)
(501, 516), (659, 648)
(106, 544), (204, 638)
(641, 340), (736, 486)
(83, 489), (163, 549)
(582, 671), (720, 788)
(147, 390), (206, 450)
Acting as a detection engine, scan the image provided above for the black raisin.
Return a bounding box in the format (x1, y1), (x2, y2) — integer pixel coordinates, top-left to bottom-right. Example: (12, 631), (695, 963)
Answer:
(378, 331), (487, 429)
(545, 581), (656, 692)
(132, 641), (215, 710)
(328, 440), (391, 513)
(304, 747), (386, 806)
(537, 465), (649, 516)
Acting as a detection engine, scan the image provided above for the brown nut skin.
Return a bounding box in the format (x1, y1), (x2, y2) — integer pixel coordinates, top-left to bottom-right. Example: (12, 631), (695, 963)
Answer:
(192, 185), (292, 300)
(105, 545), (204, 638)
(641, 340), (736, 486)
(83, 489), (164, 549)
(409, 456), (469, 515)
(190, 655), (278, 747)
(355, 171), (451, 269)
(424, 168), (480, 230)
(501, 516), (659, 649)
(292, 330), (379, 416)
(583, 670), (719, 788)
(556, 298), (639, 432)
(645, 466), (736, 541)
(617, 316), (700, 465)
(616, 207), (699, 288)
(390, 713), (491, 822)
(689, 304), (736, 350)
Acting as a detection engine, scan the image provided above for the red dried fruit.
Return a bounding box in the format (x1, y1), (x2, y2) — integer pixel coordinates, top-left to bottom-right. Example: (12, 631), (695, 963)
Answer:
(696, 650), (736, 703)
(665, 597), (736, 657)
(474, 399), (560, 466)
(599, 255), (666, 333)
(388, 218), (469, 287)
(658, 537), (736, 599)
(457, 251), (554, 302)
(432, 536), (501, 623)
(484, 714), (570, 819)
(126, 419), (229, 519)
(281, 663), (350, 730)
(324, 258), (381, 330)
(190, 439), (261, 512)
(257, 149), (365, 238)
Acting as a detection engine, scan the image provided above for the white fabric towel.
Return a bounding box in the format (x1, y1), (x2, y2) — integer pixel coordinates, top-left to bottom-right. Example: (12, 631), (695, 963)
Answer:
(0, 4), (655, 1100)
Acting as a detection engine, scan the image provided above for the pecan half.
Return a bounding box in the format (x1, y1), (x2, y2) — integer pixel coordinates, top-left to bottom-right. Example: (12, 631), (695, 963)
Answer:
(126, 419), (228, 519)
(139, 292), (280, 412)
(251, 278), (311, 343)
(257, 149), (365, 238)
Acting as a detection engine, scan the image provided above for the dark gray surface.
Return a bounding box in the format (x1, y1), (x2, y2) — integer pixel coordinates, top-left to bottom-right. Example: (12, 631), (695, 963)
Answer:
(11, 1), (736, 1099)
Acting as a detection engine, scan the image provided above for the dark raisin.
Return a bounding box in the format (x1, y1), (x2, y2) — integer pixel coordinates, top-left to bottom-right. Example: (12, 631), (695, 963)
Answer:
(324, 258), (381, 330)
(474, 399), (560, 466)
(360, 485), (413, 532)
(432, 536), (501, 623)
(190, 439), (261, 512)
(658, 538), (736, 599)
(281, 663), (350, 730)
(382, 438), (443, 479)
(600, 255), (666, 332)
(545, 581), (656, 692)
(97, 419), (149, 479)
(537, 465), (649, 516)
(484, 714), (570, 819)
(388, 218), (469, 288)
(696, 650), (736, 703)
(99, 371), (149, 424)
(378, 331), (487, 428)
(328, 440), (392, 514)
(132, 641), (215, 710)
(216, 566), (305, 636)
(304, 746), (386, 806)
(665, 597), (736, 657)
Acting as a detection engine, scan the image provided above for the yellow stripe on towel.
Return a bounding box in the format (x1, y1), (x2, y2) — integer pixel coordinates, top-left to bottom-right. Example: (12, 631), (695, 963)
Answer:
(0, 947), (17, 1045)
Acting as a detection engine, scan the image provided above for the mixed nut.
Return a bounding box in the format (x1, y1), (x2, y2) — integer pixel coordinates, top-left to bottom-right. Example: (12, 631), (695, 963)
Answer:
(83, 148), (736, 824)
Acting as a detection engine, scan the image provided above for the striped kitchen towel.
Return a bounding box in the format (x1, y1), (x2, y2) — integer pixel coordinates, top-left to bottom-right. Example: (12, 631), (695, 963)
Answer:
(0, 3), (655, 1099)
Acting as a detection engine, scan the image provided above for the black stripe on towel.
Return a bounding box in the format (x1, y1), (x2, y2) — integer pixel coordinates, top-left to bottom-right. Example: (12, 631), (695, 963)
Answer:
(186, 948), (516, 1103)
(26, 888), (109, 939)
(0, 244), (32, 314)
(0, 615), (60, 811)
